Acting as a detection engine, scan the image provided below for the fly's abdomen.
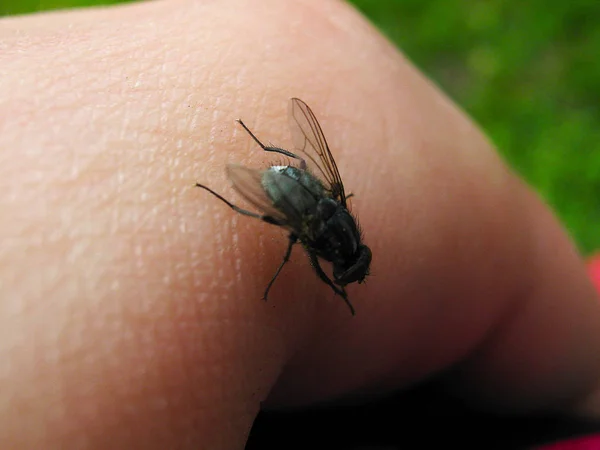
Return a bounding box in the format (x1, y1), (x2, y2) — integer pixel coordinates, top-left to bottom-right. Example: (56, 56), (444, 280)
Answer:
(262, 166), (325, 223)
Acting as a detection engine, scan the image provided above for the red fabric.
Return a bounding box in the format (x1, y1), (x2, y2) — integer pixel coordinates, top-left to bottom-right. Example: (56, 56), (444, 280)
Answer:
(536, 254), (600, 449)
(588, 255), (600, 294)
(538, 435), (600, 449)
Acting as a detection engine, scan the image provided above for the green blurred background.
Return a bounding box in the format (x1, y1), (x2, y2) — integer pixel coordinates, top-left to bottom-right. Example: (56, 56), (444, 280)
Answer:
(2, 0), (599, 255)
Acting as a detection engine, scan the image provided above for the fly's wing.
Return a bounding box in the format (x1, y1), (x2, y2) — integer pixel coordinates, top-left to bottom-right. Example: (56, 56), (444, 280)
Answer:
(225, 164), (288, 225)
(288, 97), (347, 207)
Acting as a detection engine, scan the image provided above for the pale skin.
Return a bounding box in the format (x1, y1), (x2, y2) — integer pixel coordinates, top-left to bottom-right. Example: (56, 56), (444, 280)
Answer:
(1, 0), (600, 448)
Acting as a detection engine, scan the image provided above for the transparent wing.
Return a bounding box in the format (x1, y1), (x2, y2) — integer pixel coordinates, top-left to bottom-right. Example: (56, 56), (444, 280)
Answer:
(225, 164), (288, 224)
(288, 97), (347, 207)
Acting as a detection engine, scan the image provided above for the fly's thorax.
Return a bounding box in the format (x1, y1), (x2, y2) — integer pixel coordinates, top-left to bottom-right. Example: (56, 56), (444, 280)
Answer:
(312, 203), (361, 263)
(315, 197), (338, 220)
(320, 208), (371, 286)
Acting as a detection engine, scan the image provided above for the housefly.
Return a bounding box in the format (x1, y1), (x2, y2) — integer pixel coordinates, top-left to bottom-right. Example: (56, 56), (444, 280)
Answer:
(195, 98), (371, 315)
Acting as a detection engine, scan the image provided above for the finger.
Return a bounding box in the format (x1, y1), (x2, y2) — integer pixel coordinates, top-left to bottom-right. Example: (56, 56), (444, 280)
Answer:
(2, 2), (600, 450)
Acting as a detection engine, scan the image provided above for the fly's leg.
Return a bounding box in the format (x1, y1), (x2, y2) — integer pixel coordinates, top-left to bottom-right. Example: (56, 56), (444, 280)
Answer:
(263, 234), (297, 301)
(236, 119), (307, 169)
(195, 183), (282, 226)
(307, 252), (356, 316)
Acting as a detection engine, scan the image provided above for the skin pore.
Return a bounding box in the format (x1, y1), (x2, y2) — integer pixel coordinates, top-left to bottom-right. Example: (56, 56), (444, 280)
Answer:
(1, 0), (600, 448)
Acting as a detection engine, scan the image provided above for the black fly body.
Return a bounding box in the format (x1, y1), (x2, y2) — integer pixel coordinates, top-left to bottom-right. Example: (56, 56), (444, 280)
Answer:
(195, 98), (371, 315)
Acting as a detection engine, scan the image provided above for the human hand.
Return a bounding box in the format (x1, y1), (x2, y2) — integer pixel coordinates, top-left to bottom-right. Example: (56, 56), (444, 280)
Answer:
(1, 1), (600, 448)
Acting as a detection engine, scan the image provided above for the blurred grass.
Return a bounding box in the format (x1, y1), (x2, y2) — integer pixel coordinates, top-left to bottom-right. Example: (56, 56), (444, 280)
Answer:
(0, 0), (126, 15)
(351, 0), (600, 256)
(1, 0), (599, 255)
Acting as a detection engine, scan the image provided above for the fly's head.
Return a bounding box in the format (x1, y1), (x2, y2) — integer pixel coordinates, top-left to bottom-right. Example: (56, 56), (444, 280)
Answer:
(333, 243), (372, 286)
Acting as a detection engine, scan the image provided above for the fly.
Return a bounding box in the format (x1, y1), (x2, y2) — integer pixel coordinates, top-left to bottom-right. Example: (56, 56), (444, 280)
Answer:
(195, 98), (372, 315)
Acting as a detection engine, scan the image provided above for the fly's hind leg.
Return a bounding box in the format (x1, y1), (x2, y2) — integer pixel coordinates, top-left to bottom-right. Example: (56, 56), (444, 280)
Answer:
(307, 252), (356, 316)
(236, 119), (307, 169)
(195, 183), (282, 226)
(263, 234), (298, 301)
(196, 182), (294, 302)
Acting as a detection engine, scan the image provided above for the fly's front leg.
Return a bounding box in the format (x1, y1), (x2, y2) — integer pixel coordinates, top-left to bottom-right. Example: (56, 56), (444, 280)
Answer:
(195, 183), (282, 226)
(307, 252), (355, 316)
(236, 119), (306, 167)
(263, 234), (297, 301)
